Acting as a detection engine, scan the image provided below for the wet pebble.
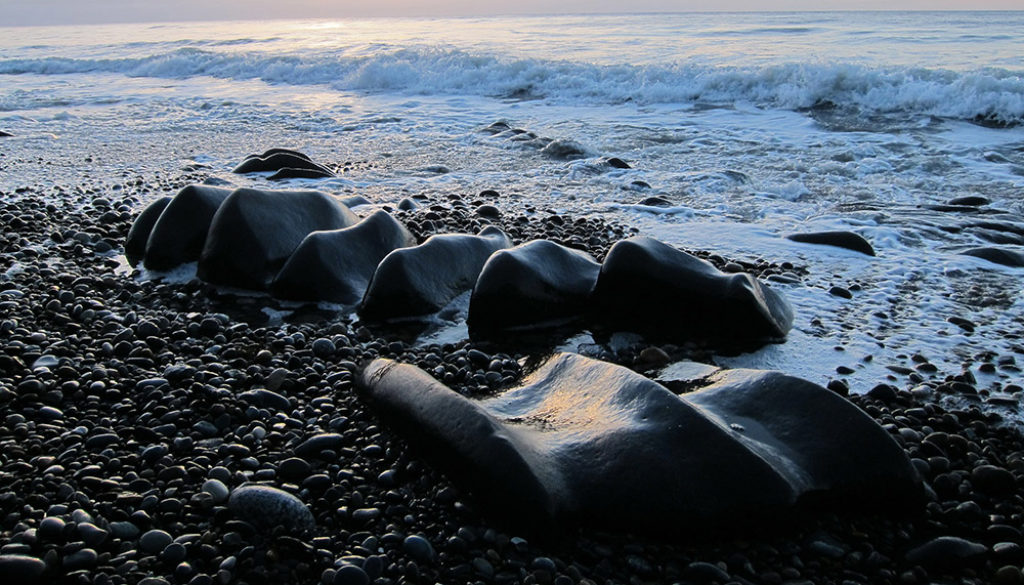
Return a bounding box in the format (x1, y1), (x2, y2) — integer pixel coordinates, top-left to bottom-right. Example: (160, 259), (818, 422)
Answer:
(140, 529), (174, 553)
(402, 535), (436, 564)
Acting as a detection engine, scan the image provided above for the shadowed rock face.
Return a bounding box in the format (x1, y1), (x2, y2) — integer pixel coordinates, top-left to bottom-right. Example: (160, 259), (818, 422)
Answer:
(271, 210), (417, 304)
(361, 353), (921, 537)
(786, 231), (876, 256)
(468, 239), (600, 335)
(124, 196), (170, 267)
(141, 185), (234, 271)
(197, 188), (358, 290)
(590, 237), (793, 349)
(358, 227), (512, 321)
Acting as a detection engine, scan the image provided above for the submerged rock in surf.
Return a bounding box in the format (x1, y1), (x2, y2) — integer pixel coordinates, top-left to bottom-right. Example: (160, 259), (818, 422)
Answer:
(590, 237), (793, 350)
(197, 188), (358, 290)
(361, 352), (922, 536)
(786, 230), (876, 256)
(268, 167), (336, 180)
(962, 246), (1024, 268)
(359, 227), (512, 321)
(271, 210), (416, 304)
(124, 196), (171, 267)
(468, 239), (600, 334)
(141, 185), (233, 271)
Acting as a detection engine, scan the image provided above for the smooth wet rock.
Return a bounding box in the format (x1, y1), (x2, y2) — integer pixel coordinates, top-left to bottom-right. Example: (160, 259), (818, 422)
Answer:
(359, 227), (512, 321)
(0, 554), (46, 582)
(140, 529), (173, 553)
(197, 188), (358, 290)
(590, 237), (793, 350)
(786, 230), (876, 256)
(361, 352), (920, 535)
(468, 239), (600, 334)
(271, 210), (416, 304)
(142, 185), (233, 271)
(228, 485), (315, 534)
(294, 433), (346, 458)
(233, 149), (334, 176)
(125, 196), (171, 267)
(201, 479), (230, 503)
(962, 247), (1024, 267)
(402, 535), (436, 564)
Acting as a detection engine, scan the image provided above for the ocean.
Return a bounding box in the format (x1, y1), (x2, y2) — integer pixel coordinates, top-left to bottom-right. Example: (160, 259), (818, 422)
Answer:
(2, 11), (1023, 408)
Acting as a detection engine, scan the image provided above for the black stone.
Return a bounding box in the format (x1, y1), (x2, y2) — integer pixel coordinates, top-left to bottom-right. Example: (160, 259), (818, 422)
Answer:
(962, 247), (1024, 267)
(786, 231), (876, 256)
(197, 188), (358, 290)
(589, 237), (793, 350)
(468, 239), (600, 334)
(271, 210), (415, 304)
(142, 185), (233, 271)
(268, 167), (336, 180)
(359, 227), (512, 321)
(233, 150), (334, 176)
(361, 353), (920, 536)
(124, 196), (171, 267)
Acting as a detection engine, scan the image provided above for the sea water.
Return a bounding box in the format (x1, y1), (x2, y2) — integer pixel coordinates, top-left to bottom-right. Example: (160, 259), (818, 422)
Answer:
(2, 12), (1023, 408)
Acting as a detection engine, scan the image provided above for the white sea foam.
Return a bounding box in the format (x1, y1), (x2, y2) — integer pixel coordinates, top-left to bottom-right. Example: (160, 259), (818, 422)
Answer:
(2, 50), (1022, 125)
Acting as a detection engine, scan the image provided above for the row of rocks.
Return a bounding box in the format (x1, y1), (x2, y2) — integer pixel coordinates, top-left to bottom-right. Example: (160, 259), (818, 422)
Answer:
(127, 184), (795, 351)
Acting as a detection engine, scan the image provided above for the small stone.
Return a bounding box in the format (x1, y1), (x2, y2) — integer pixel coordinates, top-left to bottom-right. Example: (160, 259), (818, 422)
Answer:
(972, 464), (1015, 495)
(77, 523), (108, 547)
(402, 535), (435, 565)
(333, 564), (370, 585)
(228, 485), (315, 534)
(62, 548), (97, 571)
(905, 536), (986, 568)
(995, 565), (1023, 585)
(683, 561), (731, 584)
(140, 529), (174, 553)
(201, 479), (230, 504)
(829, 286), (853, 299)
(38, 517), (66, 541)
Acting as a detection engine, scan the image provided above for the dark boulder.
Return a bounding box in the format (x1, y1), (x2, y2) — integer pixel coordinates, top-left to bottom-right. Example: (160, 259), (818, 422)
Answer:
(785, 230), (876, 256)
(197, 188), (358, 290)
(233, 149), (334, 176)
(468, 239), (600, 334)
(962, 246), (1024, 267)
(124, 196), (171, 267)
(0, 131), (13, 137)
(271, 210), (416, 304)
(590, 237), (793, 350)
(358, 227), (511, 321)
(361, 353), (920, 536)
(142, 185), (233, 271)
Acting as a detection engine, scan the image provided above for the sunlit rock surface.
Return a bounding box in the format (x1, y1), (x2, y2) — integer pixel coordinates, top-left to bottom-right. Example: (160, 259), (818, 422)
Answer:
(361, 352), (921, 536)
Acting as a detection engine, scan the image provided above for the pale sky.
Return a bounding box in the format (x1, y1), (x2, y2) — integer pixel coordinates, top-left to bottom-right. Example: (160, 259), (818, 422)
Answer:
(1, 0), (1021, 26)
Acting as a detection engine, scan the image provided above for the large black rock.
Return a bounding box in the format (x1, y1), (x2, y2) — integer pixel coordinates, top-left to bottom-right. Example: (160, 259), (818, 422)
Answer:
(361, 353), (921, 536)
(142, 185), (234, 271)
(197, 188), (358, 290)
(271, 210), (416, 304)
(468, 239), (600, 334)
(590, 237), (793, 349)
(358, 227), (512, 321)
(124, 196), (171, 267)
(786, 230), (876, 256)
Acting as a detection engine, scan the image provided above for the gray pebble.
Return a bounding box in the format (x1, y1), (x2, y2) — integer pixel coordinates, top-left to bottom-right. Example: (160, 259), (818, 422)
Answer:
(228, 485), (315, 534)
(62, 548), (97, 571)
(201, 479), (230, 504)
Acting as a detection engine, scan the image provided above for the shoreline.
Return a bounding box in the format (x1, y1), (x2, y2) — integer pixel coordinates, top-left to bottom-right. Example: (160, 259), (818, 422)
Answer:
(1, 181), (1022, 585)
